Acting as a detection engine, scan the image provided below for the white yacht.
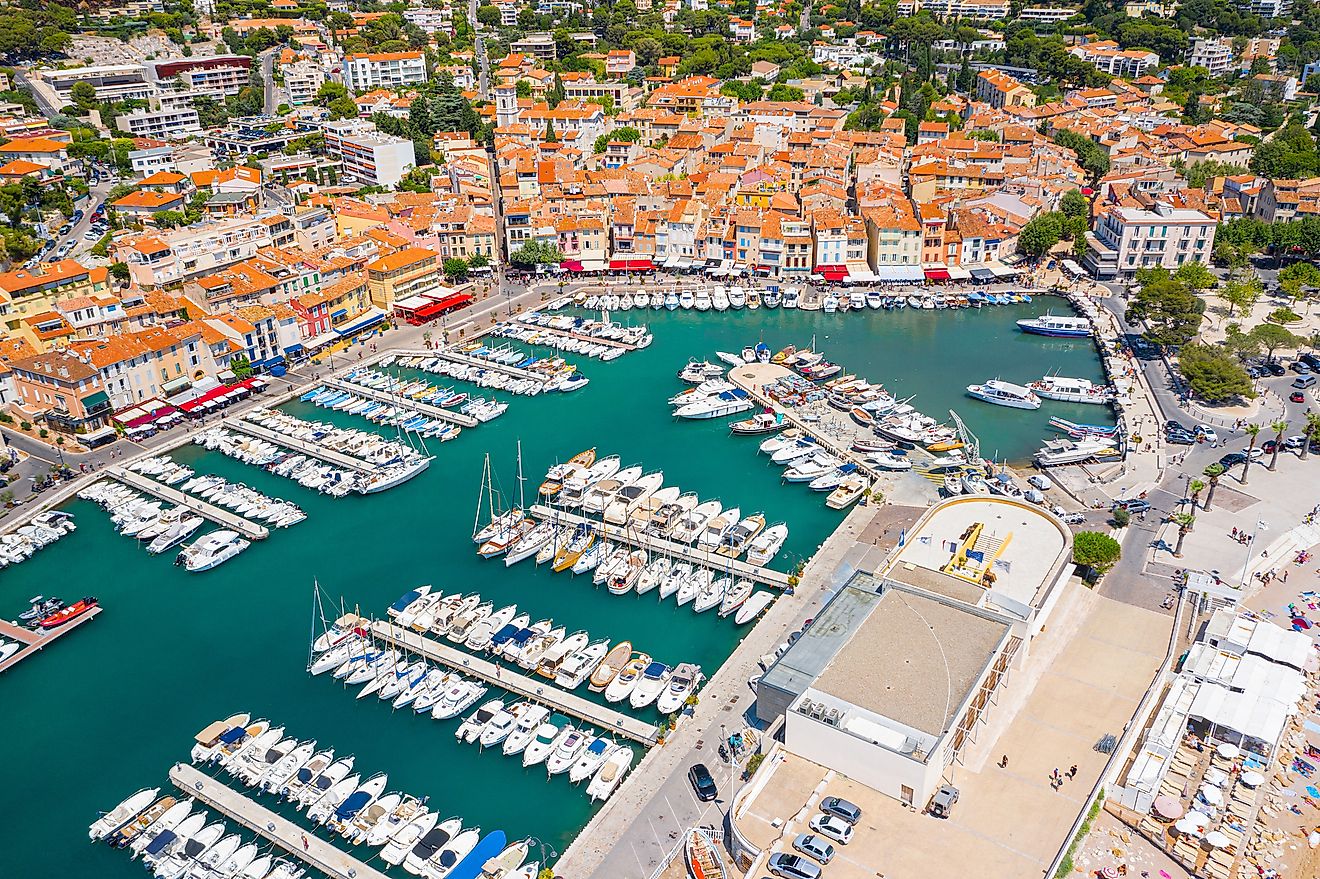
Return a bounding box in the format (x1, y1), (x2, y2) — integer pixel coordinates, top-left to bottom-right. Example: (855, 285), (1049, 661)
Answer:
(674, 389), (753, 419)
(1028, 376), (1113, 404)
(175, 530), (250, 572)
(965, 380), (1042, 410)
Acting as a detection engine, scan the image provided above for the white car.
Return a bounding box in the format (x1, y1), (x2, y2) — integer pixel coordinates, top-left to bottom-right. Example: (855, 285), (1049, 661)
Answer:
(1197, 426), (1219, 443)
(807, 813), (854, 845)
(1285, 435), (1308, 450)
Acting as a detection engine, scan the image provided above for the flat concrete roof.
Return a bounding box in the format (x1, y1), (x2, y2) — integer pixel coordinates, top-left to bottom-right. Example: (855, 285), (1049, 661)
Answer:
(884, 497), (1069, 609)
(813, 587), (1011, 737)
(761, 581), (883, 699)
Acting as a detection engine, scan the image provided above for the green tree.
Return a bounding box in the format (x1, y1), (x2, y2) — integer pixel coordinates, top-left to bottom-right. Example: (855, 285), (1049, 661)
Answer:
(1202, 463), (1224, 511)
(468, 253), (489, 269)
(1053, 128), (1110, 180)
(1250, 121), (1320, 179)
(230, 354), (254, 380)
(442, 257), (469, 280)
(1219, 276), (1261, 317)
(1073, 531), (1122, 577)
(328, 96), (359, 120)
(1126, 276), (1205, 347)
(509, 241), (565, 268)
(1017, 211), (1064, 257)
(1178, 343), (1254, 402)
(1303, 412), (1320, 461)
(70, 81), (98, 112)
(1187, 478), (1206, 510)
(766, 83), (805, 102)
(1268, 419), (1289, 471)
(1174, 261), (1215, 292)
(476, 4), (501, 26)
(515, 79), (532, 99)
(593, 126), (641, 153)
(1249, 322), (1299, 359)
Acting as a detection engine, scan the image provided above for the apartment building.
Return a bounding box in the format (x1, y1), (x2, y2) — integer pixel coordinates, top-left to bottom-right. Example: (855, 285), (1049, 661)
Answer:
(1085, 201), (1217, 279)
(283, 60), (326, 106)
(148, 55), (252, 98)
(8, 350), (113, 435)
(976, 70), (1036, 110)
(1068, 41), (1159, 78)
(1016, 5), (1080, 20)
(920, 0), (1011, 15)
(1254, 177), (1320, 223)
(117, 105), (202, 140)
(68, 326), (211, 409)
(402, 6), (453, 32)
(366, 246), (443, 309)
(113, 214), (296, 288)
(322, 121), (416, 187)
(1188, 38), (1235, 78)
(38, 65), (152, 103)
(811, 210), (869, 279)
(0, 261), (112, 319)
(342, 52), (427, 91)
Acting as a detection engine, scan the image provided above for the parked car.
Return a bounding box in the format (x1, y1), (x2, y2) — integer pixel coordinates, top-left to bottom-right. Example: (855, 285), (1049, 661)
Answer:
(1291, 391), (1307, 404)
(1246, 447), (1265, 460)
(1166, 430), (1195, 445)
(807, 814), (854, 845)
(1265, 360), (1288, 376)
(1300, 352), (1320, 371)
(1285, 435), (1308, 450)
(818, 796), (862, 825)
(688, 763), (718, 801)
(1112, 498), (1151, 514)
(792, 834), (835, 865)
(1292, 361), (1313, 375)
(1218, 452), (1248, 469)
(766, 853), (822, 879)
(1196, 426), (1219, 443)
(1262, 440), (1280, 455)
(929, 784), (960, 818)
(1165, 419), (1189, 432)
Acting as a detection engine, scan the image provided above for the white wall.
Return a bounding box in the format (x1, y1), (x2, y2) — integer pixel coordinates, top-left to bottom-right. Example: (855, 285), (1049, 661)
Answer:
(785, 710), (945, 807)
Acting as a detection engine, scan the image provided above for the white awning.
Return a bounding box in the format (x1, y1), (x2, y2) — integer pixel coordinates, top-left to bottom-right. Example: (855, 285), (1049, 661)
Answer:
(946, 266), (973, 280)
(580, 258), (609, 272)
(1246, 620), (1312, 670)
(848, 269), (877, 283)
(1189, 681), (1293, 749)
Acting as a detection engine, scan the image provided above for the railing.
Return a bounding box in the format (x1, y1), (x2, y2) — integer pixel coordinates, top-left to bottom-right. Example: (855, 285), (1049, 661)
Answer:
(643, 828), (725, 879)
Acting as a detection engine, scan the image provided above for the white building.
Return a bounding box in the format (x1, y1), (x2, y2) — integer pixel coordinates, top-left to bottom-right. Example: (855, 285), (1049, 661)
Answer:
(147, 55), (251, 98)
(759, 497), (1075, 811)
(1068, 40), (1159, 78)
(1187, 38), (1234, 78)
(1084, 200), (1217, 279)
(919, 0), (1011, 18)
(342, 52), (428, 92)
(322, 121), (415, 187)
(283, 60), (326, 106)
(1245, 0), (1290, 15)
(1016, 5), (1080, 20)
(116, 105), (202, 140)
(402, 6), (452, 32)
(39, 64), (152, 103)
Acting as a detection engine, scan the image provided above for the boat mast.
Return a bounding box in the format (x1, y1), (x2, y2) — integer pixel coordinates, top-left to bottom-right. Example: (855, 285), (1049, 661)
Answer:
(516, 440), (526, 512)
(473, 453), (491, 538)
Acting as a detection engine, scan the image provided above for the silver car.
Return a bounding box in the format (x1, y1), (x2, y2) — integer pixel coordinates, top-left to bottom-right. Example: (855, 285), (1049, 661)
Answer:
(792, 834), (835, 865)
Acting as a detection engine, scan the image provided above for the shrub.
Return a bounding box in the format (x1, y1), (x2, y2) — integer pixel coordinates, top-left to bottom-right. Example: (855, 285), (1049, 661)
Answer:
(19, 421), (30, 431)
(38, 428), (48, 439)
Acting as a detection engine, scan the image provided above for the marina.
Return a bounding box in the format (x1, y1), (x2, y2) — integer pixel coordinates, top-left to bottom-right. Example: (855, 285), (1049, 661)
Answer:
(225, 419), (376, 474)
(106, 467), (271, 541)
(0, 299), (1116, 879)
(368, 619), (662, 745)
(321, 374), (481, 428)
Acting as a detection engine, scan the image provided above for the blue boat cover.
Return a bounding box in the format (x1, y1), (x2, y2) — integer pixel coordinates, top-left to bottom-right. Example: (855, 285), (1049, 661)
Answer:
(295, 766), (315, 783)
(219, 727), (246, 744)
(447, 831), (507, 879)
(490, 623), (519, 646)
(642, 661), (667, 677)
(390, 589), (421, 612)
(586, 738), (607, 755)
(509, 627), (535, 646)
(144, 829), (176, 856)
(334, 791), (370, 821)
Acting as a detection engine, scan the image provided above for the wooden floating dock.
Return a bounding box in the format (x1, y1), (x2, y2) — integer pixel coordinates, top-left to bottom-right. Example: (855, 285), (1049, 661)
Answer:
(107, 468), (269, 540)
(527, 504), (790, 588)
(430, 346), (557, 382)
(168, 763), (390, 879)
(226, 420), (374, 474)
(0, 607), (101, 674)
(509, 318), (637, 351)
(368, 619), (660, 746)
(322, 377), (478, 429)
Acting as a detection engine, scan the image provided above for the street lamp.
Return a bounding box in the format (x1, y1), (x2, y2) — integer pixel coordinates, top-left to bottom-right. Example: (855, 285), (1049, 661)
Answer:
(1238, 519), (1268, 587)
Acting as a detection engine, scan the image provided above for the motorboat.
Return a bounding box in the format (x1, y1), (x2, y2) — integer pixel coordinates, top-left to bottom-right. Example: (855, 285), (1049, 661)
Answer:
(555, 638), (610, 689)
(1034, 437), (1118, 467)
(522, 721), (566, 768)
(476, 703), (523, 749)
(294, 755), (355, 809)
(672, 500), (721, 544)
(90, 787), (161, 841)
(455, 698), (505, 744)
(537, 448), (596, 497)
(503, 705), (551, 756)
(380, 810), (439, 866)
(868, 452), (913, 471)
(588, 641), (632, 692)
(697, 507), (739, 551)
(581, 465), (642, 514)
(961, 470), (990, 495)
(401, 816), (461, 873)
(656, 662), (703, 713)
(675, 389), (753, 419)
(545, 729), (590, 775)
(629, 662), (672, 708)
(1017, 312), (1092, 337)
(146, 515), (205, 554)
(175, 530), (250, 572)
(568, 738), (619, 784)
(430, 679), (488, 720)
(826, 475), (869, 509)
(587, 746), (634, 802)
(735, 591), (774, 624)
(606, 550), (648, 595)
(37, 596), (98, 629)
(729, 411), (786, 435)
(784, 453), (841, 483)
(602, 471), (664, 525)
(966, 380), (1041, 410)
(1028, 375), (1113, 404)
(479, 839), (531, 878)
(604, 654), (650, 702)
(744, 523), (788, 566)
(717, 513), (766, 558)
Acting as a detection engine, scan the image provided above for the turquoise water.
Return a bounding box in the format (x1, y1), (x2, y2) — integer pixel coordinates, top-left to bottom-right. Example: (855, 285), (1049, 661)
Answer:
(0, 300), (1109, 877)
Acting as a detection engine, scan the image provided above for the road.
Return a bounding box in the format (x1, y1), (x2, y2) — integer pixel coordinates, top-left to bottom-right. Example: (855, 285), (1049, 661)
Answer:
(44, 177), (114, 264)
(13, 68), (61, 118)
(469, 0), (490, 100)
(260, 48), (279, 114)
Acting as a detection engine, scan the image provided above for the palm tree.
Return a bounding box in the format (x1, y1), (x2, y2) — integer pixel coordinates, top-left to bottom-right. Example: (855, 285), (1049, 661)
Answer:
(1268, 419), (1289, 471)
(1187, 478), (1206, 510)
(1240, 423), (1261, 484)
(1171, 512), (1196, 557)
(1304, 412), (1320, 461)
(1202, 463), (1224, 511)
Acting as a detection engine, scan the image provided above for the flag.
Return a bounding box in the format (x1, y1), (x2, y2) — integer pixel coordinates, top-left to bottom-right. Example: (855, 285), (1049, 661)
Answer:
(918, 535), (932, 545)
(994, 559), (1012, 572)
(897, 529), (906, 547)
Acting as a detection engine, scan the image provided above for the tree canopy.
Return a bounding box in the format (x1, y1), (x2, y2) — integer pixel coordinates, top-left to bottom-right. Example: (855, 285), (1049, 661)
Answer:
(1073, 531), (1122, 575)
(1178, 342), (1255, 403)
(1125, 269), (1206, 348)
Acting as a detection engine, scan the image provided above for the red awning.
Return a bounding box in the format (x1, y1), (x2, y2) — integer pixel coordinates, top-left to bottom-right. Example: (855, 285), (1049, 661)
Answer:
(560, 259), (584, 272)
(609, 258), (655, 271)
(417, 292), (473, 317)
(816, 265), (848, 281)
(178, 378), (260, 413)
(924, 268), (951, 281)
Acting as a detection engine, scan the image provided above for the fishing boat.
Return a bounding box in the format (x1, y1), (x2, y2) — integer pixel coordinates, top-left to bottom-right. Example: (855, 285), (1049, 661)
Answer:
(1016, 312), (1092, 338)
(38, 596), (97, 629)
(1028, 375), (1113, 404)
(729, 411), (786, 435)
(966, 380), (1042, 410)
(684, 827), (727, 879)
(588, 641), (632, 692)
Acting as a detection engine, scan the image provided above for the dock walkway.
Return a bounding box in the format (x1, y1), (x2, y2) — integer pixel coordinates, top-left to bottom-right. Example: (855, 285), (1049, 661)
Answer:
(431, 346), (557, 382)
(107, 468), (269, 540)
(226, 420), (373, 473)
(323, 377), (478, 428)
(528, 505), (790, 588)
(0, 608), (101, 674)
(168, 763), (390, 879)
(368, 619), (660, 745)
(510, 318), (636, 351)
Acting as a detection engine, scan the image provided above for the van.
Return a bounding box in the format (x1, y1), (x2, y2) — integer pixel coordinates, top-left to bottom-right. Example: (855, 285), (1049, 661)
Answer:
(1293, 375), (1317, 390)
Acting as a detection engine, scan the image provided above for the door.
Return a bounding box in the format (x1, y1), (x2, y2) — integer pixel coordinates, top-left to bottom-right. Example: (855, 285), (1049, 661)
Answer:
(901, 785), (914, 806)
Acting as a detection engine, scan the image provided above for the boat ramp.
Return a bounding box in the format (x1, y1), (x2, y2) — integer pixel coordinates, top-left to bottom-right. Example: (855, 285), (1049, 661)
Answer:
(368, 618), (661, 745)
(527, 504), (791, 589)
(322, 375), (479, 428)
(225, 419), (374, 474)
(0, 609), (101, 675)
(106, 468), (270, 541)
(167, 763), (390, 879)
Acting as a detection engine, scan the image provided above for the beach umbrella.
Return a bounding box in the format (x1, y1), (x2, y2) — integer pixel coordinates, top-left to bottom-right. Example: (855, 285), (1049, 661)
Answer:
(1200, 785), (1224, 806)
(1187, 810), (1211, 828)
(1217, 743), (1240, 760)
(1101, 867), (1120, 879)
(1204, 767), (1229, 787)
(1241, 771), (1265, 787)
(1204, 830), (1231, 849)
(1175, 817), (1203, 837)
(1153, 795), (1184, 819)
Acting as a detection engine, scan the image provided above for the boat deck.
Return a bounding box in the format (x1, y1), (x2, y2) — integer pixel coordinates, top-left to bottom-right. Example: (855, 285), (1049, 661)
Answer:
(0, 607), (101, 674)
(368, 619), (661, 745)
(509, 318), (638, 351)
(226, 420), (375, 474)
(527, 505), (790, 589)
(107, 468), (270, 540)
(324, 376), (479, 428)
(168, 763), (391, 879)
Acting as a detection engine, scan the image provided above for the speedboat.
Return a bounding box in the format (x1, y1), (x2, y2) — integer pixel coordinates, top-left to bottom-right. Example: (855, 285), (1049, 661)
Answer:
(656, 663), (703, 713)
(545, 728), (590, 775)
(675, 389), (753, 420)
(400, 816), (461, 873)
(588, 641), (632, 692)
(522, 721), (566, 768)
(672, 500), (720, 544)
(744, 522), (787, 566)
(455, 698), (505, 744)
(568, 738), (618, 784)
(966, 380), (1041, 410)
(628, 662), (672, 708)
(587, 747), (635, 802)
(503, 705), (551, 756)
(697, 507), (739, 551)
(604, 654), (650, 703)
(90, 787), (161, 841)
(175, 530), (250, 572)
(1028, 375), (1113, 404)
(555, 638), (610, 689)
(735, 591), (774, 624)
(716, 513), (765, 558)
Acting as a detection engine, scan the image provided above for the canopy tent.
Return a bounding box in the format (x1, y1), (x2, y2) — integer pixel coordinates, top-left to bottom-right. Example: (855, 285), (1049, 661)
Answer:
(559, 259), (584, 272)
(945, 266), (973, 281)
(608, 258), (655, 271)
(1245, 619), (1312, 670)
(847, 268), (877, 284)
(968, 267), (997, 283)
(872, 265), (925, 282)
(989, 262), (1018, 278)
(1188, 681), (1295, 754)
(334, 307), (386, 337)
(924, 267), (950, 281)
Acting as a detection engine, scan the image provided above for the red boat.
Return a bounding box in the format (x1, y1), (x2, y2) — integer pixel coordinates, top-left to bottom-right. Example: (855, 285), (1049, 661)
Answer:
(38, 596), (97, 629)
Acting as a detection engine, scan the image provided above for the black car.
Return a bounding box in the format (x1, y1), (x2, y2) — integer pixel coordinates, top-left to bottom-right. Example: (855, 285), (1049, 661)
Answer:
(1265, 361), (1288, 376)
(1164, 419), (1189, 432)
(1300, 352), (1320, 371)
(688, 763), (718, 801)
(1218, 452), (1248, 468)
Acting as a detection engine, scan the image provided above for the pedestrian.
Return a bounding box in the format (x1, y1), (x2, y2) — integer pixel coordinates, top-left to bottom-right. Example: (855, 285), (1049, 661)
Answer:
(1068, 764), (1078, 778)
(999, 754), (1009, 768)
(301, 834), (309, 851)
(1283, 570), (1288, 583)
(1052, 768), (1060, 780)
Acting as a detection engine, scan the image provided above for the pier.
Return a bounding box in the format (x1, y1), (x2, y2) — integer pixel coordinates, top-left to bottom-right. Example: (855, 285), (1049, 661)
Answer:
(0, 609), (101, 674)
(508, 318), (637, 351)
(527, 505), (791, 588)
(226, 419), (374, 473)
(368, 619), (661, 745)
(168, 763), (390, 879)
(427, 345), (562, 382)
(322, 377), (479, 428)
(107, 468), (270, 540)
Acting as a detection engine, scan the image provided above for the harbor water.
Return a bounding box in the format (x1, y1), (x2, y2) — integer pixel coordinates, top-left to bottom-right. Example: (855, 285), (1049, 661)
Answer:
(0, 300), (1111, 877)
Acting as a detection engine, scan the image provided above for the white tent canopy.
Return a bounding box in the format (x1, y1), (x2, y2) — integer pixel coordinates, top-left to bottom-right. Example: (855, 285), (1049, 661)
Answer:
(1189, 681), (1294, 752)
(1246, 621), (1312, 671)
